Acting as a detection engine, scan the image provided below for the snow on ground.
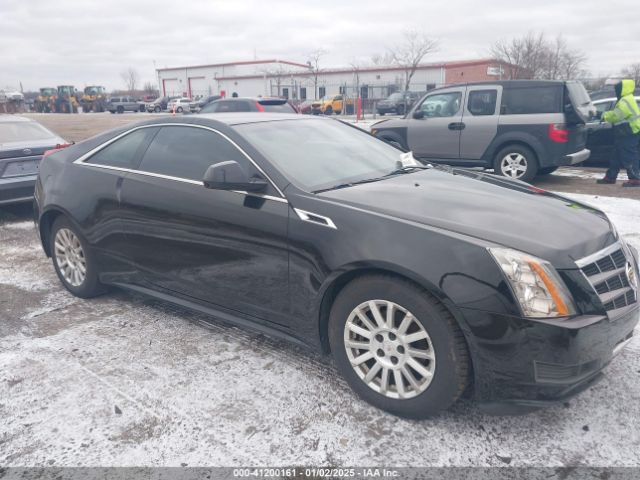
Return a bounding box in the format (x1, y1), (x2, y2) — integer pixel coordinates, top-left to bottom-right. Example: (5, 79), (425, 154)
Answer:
(1, 194), (639, 467)
(553, 169), (629, 181)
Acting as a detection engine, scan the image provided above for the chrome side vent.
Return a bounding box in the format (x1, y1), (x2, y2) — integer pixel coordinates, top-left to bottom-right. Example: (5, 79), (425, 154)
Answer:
(294, 208), (337, 229)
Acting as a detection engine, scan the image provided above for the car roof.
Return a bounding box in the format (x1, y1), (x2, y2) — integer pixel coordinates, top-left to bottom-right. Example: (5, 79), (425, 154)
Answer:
(214, 97), (285, 102)
(0, 115), (33, 123)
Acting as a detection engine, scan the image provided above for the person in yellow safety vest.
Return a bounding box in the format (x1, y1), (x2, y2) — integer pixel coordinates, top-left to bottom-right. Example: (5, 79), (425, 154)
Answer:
(596, 79), (640, 187)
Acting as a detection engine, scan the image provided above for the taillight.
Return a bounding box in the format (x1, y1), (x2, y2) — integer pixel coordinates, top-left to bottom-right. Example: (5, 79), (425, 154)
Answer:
(43, 143), (72, 158)
(548, 123), (569, 143)
(255, 102), (265, 112)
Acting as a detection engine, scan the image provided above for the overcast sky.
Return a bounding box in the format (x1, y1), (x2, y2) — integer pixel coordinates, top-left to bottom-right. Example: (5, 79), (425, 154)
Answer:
(2, 0), (639, 92)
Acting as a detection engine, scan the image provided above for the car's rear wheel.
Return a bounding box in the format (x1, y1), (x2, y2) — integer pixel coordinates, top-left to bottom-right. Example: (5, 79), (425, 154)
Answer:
(324, 106), (333, 115)
(538, 166), (558, 175)
(397, 105), (406, 115)
(50, 216), (105, 298)
(378, 111), (385, 116)
(154, 105), (161, 113)
(117, 106), (124, 114)
(328, 275), (470, 418)
(335, 110), (342, 115)
(494, 145), (538, 182)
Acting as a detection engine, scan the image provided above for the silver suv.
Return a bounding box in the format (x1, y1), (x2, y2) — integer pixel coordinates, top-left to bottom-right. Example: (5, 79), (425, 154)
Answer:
(107, 96), (144, 114)
(372, 80), (595, 182)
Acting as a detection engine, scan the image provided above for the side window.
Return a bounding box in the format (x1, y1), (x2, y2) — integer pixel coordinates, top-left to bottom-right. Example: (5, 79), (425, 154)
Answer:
(419, 92), (462, 117)
(86, 128), (157, 169)
(467, 90), (498, 116)
(501, 86), (562, 114)
(318, 86), (326, 98)
(137, 126), (251, 181)
(595, 101), (612, 115)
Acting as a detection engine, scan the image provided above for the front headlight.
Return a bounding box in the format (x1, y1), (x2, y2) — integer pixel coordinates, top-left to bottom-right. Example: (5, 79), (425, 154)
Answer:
(489, 247), (577, 318)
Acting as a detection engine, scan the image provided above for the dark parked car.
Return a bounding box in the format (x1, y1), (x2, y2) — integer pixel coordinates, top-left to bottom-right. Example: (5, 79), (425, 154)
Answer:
(377, 91), (422, 116)
(585, 96), (640, 165)
(0, 116), (68, 205)
(108, 96), (144, 114)
(195, 95), (222, 111)
(35, 114), (638, 418)
(372, 80), (595, 182)
(199, 97), (298, 114)
(146, 96), (180, 113)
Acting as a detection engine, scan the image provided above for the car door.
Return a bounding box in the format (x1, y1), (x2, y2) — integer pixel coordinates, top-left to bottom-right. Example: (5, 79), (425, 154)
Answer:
(407, 87), (466, 160)
(119, 124), (291, 326)
(586, 100), (615, 163)
(459, 86), (501, 161)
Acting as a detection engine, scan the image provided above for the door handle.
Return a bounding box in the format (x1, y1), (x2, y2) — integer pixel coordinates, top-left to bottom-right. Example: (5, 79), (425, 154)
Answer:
(448, 122), (466, 130)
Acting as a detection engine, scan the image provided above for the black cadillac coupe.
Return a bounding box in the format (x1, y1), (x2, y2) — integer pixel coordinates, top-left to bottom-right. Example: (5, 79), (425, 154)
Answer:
(34, 114), (639, 417)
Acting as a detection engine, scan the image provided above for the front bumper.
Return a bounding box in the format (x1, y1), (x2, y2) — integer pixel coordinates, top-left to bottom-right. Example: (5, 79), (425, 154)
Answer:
(0, 174), (37, 205)
(459, 303), (639, 414)
(562, 148), (591, 165)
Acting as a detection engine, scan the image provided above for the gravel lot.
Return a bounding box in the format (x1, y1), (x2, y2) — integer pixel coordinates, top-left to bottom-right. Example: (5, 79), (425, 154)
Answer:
(1, 114), (639, 467)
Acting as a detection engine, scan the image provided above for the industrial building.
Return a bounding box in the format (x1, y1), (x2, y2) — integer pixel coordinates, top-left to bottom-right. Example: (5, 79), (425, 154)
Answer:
(156, 58), (511, 101)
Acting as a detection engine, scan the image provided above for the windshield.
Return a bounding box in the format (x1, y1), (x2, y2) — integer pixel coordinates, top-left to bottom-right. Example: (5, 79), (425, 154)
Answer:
(566, 82), (591, 107)
(0, 122), (57, 144)
(236, 119), (412, 192)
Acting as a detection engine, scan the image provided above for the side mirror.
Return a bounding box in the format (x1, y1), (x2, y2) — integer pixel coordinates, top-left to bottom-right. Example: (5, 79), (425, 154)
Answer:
(203, 161), (268, 192)
(413, 110), (424, 119)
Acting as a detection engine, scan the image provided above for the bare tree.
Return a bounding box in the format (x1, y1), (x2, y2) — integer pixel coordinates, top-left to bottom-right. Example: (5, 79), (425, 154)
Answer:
(306, 49), (327, 99)
(388, 29), (438, 91)
(491, 32), (586, 80)
(621, 62), (640, 84)
(120, 67), (139, 95)
(142, 81), (157, 95)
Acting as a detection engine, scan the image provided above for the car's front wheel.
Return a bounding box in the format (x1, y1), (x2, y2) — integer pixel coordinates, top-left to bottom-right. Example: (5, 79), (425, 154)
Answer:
(116, 106), (124, 114)
(50, 216), (105, 298)
(154, 105), (161, 113)
(328, 275), (470, 418)
(494, 145), (538, 182)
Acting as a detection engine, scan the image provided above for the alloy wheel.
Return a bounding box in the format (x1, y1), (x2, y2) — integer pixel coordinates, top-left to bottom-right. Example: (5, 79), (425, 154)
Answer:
(54, 228), (87, 287)
(500, 153), (528, 178)
(343, 300), (436, 399)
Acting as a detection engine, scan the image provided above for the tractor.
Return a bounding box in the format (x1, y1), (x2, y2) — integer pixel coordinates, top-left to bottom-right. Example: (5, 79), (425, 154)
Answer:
(34, 87), (57, 113)
(54, 85), (80, 113)
(81, 85), (108, 112)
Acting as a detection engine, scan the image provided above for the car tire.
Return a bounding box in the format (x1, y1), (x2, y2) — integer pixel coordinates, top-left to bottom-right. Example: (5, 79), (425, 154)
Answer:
(538, 166), (559, 175)
(109, 110), (115, 114)
(335, 110), (342, 115)
(324, 107), (333, 115)
(117, 106), (124, 114)
(397, 105), (405, 115)
(328, 275), (470, 419)
(154, 105), (161, 113)
(494, 145), (538, 183)
(50, 216), (106, 299)
(378, 111), (385, 116)
(177, 106), (183, 113)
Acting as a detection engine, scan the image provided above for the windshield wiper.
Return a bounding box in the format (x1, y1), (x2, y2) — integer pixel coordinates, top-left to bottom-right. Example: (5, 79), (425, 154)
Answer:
(384, 164), (432, 176)
(312, 177), (388, 193)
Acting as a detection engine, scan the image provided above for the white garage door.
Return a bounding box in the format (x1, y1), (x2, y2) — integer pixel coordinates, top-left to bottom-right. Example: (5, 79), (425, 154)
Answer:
(163, 79), (181, 97)
(188, 77), (209, 98)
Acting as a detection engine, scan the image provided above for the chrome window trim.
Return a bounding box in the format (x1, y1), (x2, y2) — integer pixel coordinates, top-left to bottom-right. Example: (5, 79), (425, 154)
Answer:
(294, 208), (337, 229)
(575, 242), (622, 268)
(73, 122), (286, 198)
(77, 162), (288, 204)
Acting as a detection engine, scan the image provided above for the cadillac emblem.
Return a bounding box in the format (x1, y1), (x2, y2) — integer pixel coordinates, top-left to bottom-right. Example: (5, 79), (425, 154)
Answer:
(627, 262), (638, 291)
(22, 148), (32, 155)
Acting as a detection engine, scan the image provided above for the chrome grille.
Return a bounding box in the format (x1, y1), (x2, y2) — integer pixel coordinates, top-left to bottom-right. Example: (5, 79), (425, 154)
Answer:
(576, 242), (638, 313)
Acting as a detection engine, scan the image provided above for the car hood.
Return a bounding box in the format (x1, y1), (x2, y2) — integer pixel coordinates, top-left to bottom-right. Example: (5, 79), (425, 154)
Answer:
(318, 168), (616, 269)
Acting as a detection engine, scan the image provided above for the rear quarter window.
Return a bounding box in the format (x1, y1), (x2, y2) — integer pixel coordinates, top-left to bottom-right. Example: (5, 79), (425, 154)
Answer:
(501, 86), (562, 115)
(262, 103), (296, 113)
